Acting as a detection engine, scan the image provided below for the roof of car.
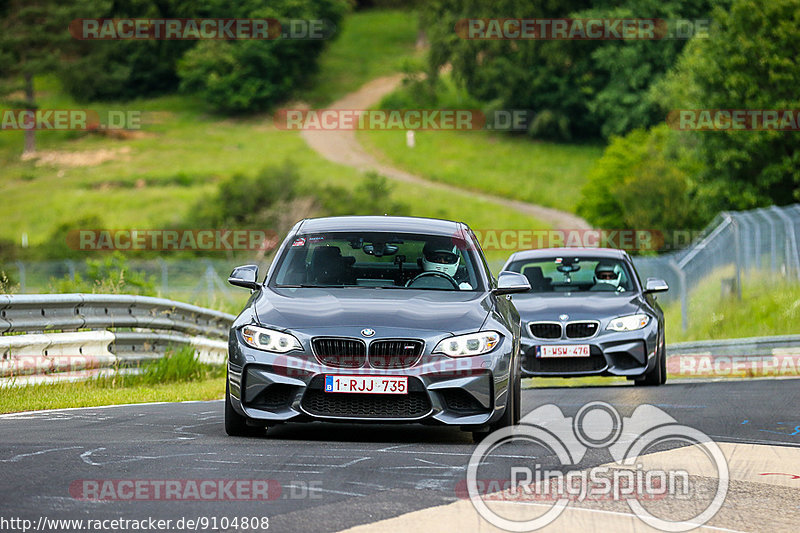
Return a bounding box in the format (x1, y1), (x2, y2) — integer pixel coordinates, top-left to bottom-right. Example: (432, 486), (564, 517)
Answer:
(505, 247), (630, 263)
(295, 216), (466, 236)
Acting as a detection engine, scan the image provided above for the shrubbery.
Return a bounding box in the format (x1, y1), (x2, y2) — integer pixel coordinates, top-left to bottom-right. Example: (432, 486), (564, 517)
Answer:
(59, 0), (350, 111)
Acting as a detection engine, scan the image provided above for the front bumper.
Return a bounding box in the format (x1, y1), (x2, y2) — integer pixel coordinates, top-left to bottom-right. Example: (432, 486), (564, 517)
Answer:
(519, 321), (659, 378)
(227, 327), (515, 427)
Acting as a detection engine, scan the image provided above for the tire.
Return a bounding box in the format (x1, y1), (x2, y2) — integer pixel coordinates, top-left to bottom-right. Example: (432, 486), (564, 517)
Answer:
(659, 339), (667, 385)
(635, 345), (664, 387)
(225, 378), (252, 436)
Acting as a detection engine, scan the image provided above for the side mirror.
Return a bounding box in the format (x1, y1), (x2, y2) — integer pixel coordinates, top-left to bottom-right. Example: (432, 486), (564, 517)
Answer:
(493, 271), (531, 296)
(228, 264), (260, 290)
(644, 278), (669, 294)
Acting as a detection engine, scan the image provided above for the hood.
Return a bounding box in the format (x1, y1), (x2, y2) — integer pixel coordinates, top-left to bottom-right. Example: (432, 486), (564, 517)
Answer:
(511, 292), (644, 322)
(253, 287), (492, 335)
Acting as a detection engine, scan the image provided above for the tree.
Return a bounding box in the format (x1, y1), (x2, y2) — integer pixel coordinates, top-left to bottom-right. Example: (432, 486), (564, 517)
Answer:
(654, 0), (800, 209)
(0, 0), (102, 154)
(577, 125), (709, 249)
(177, 0), (350, 112)
(419, 0), (723, 140)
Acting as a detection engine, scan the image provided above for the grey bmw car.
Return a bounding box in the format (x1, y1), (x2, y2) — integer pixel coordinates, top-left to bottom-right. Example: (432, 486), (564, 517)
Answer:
(225, 216), (530, 440)
(502, 248), (669, 386)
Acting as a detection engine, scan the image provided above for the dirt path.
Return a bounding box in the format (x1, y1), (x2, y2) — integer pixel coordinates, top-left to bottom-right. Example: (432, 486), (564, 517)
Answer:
(301, 74), (591, 230)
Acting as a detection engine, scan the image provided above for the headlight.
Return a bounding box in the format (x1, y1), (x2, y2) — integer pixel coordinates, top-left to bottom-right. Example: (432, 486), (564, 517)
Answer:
(606, 314), (650, 332)
(433, 331), (501, 357)
(240, 325), (302, 353)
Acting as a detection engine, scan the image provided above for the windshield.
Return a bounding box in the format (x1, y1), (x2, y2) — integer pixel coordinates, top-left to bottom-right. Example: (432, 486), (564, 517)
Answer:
(271, 232), (484, 291)
(506, 256), (636, 294)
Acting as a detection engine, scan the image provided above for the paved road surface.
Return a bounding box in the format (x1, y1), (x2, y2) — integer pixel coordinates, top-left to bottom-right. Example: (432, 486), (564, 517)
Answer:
(1, 379), (799, 532)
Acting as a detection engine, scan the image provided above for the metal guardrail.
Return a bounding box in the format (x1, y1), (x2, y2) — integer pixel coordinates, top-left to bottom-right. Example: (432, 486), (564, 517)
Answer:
(0, 294), (235, 385)
(667, 335), (800, 357)
(0, 294), (234, 336)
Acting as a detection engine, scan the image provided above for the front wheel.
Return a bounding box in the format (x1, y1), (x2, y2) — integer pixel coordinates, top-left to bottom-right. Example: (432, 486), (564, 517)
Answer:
(473, 370), (521, 442)
(225, 378), (253, 436)
(635, 347), (664, 387)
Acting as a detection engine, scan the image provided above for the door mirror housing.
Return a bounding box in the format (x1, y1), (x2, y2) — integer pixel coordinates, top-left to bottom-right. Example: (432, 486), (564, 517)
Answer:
(644, 278), (669, 294)
(228, 264), (260, 290)
(493, 271), (531, 296)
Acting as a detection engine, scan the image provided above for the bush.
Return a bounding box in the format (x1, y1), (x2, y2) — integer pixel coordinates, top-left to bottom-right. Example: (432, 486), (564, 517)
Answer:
(190, 162), (300, 229)
(577, 125), (709, 250)
(177, 0), (350, 112)
(49, 251), (156, 295)
(318, 172), (411, 217)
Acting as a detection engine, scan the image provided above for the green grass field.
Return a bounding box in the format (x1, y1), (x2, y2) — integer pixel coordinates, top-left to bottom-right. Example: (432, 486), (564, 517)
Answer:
(664, 269), (800, 343)
(0, 10), (546, 265)
(299, 9), (422, 107)
(356, 75), (603, 215)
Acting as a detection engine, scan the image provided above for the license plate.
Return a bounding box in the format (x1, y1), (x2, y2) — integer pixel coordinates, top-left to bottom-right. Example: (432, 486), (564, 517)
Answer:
(537, 345), (591, 358)
(324, 375), (408, 394)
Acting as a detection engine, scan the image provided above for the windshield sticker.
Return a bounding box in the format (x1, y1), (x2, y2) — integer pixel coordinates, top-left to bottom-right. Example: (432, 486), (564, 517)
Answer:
(291, 237), (306, 247)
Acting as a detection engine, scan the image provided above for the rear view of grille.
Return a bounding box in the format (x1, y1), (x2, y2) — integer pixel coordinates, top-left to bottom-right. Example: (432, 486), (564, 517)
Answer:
(302, 390), (431, 418)
(565, 321), (599, 339)
(312, 338), (366, 368)
(369, 340), (424, 369)
(530, 322), (562, 339)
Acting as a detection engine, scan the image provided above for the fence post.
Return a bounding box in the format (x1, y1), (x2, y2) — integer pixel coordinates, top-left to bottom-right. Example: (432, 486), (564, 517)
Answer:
(14, 261), (26, 293)
(732, 216), (742, 300)
(772, 205), (800, 281)
(669, 259), (688, 332)
(158, 258), (168, 296)
(757, 208), (778, 273)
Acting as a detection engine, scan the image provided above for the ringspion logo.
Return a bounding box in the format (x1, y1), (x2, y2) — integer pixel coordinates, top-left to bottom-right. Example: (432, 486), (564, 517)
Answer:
(466, 402), (728, 531)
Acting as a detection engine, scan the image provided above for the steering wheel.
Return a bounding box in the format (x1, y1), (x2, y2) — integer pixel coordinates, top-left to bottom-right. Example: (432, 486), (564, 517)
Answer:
(405, 271), (459, 290)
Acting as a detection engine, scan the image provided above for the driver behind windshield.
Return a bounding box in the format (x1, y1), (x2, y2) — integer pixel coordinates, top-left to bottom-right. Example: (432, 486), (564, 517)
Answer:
(414, 241), (473, 290)
(592, 262), (624, 292)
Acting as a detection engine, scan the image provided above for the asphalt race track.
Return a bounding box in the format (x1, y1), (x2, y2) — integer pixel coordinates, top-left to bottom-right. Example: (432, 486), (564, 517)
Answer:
(1, 379), (799, 532)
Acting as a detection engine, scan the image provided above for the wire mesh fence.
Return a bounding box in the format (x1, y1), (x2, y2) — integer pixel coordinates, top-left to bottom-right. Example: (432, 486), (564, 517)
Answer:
(0, 258), (262, 313)
(2, 204), (798, 328)
(633, 203), (800, 330)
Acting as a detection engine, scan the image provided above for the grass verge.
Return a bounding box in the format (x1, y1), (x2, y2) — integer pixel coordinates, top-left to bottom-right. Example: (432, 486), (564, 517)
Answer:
(0, 377), (225, 414)
(356, 76), (603, 214)
(664, 269), (800, 342)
